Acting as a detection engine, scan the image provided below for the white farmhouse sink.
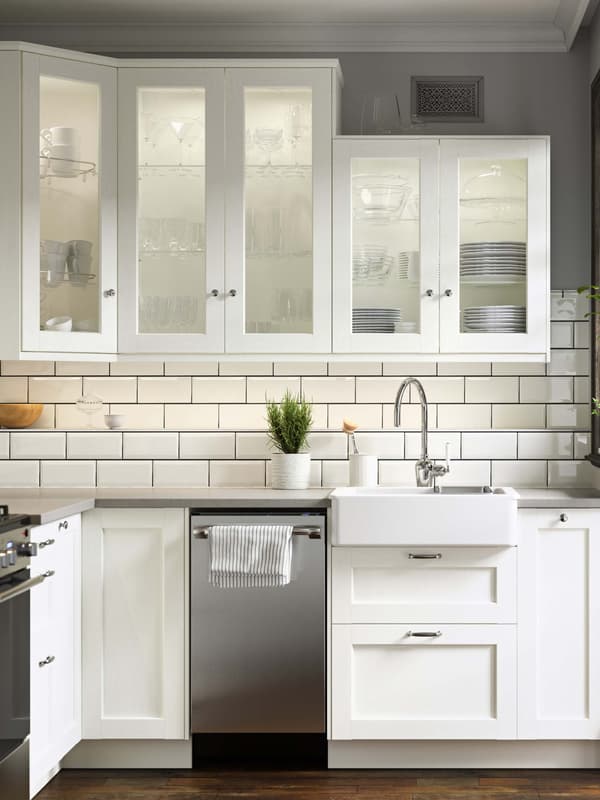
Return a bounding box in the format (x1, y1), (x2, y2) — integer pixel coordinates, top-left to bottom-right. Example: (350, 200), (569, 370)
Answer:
(330, 486), (519, 546)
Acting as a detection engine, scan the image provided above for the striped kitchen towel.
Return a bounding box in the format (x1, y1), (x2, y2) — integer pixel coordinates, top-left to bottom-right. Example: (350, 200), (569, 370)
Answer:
(208, 524), (293, 588)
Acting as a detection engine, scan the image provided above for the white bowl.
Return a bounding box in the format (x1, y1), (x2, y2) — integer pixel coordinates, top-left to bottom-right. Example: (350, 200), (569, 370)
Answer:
(104, 414), (126, 429)
(45, 316), (72, 332)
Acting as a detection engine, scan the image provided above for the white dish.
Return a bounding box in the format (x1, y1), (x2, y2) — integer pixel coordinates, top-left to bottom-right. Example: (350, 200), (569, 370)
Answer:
(45, 315), (72, 332)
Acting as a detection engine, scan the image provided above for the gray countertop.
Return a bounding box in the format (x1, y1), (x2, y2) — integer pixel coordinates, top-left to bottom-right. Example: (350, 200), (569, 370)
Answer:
(4, 486), (600, 526)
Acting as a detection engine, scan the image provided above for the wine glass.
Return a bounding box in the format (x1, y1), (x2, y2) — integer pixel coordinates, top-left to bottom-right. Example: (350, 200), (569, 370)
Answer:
(286, 104), (311, 174)
(254, 127), (283, 171)
(360, 95), (403, 134)
(76, 394), (103, 428)
(169, 117), (198, 166)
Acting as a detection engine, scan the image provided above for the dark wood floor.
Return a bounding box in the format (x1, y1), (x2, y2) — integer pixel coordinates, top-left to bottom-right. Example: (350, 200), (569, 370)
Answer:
(37, 769), (600, 799)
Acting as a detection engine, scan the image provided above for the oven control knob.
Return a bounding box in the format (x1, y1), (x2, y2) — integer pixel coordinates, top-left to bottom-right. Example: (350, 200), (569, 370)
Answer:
(7, 549), (16, 566)
(0, 551), (7, 568)
(16, 542), (37, 557)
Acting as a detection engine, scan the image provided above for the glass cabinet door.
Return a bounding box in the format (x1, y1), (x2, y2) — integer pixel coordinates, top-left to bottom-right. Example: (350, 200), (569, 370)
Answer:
(118, 69), (225, 353)
(333, 138), (439, 353)
(21, 54), (117, 354)
(225, 69), (333, 353)
(439, 138), (549, 356)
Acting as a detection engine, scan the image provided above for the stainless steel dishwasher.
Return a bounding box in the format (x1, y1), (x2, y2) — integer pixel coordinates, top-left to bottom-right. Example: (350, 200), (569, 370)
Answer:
(190, 510), (326, 766)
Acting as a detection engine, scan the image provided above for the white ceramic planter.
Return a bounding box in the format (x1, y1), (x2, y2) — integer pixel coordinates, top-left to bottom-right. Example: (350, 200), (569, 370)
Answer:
(271, 453), (311, 490)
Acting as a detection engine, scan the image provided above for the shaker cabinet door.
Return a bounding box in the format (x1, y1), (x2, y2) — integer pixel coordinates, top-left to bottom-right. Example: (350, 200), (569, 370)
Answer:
(21, 54), (118, 355)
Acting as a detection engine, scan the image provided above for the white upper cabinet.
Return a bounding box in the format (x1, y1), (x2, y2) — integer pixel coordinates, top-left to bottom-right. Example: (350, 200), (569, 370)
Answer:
(439, 138), (549, 358)
(225, 68), (334, 353)
(118, 68), (226, 353)
(333, 136), (550, 360)
(333, 137), (440, 354)
(21, 53), (118, 356)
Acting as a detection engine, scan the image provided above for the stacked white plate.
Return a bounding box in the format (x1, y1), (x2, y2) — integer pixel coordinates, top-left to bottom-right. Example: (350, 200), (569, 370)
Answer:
(463, 305), (526, 333)
(353, 307), (402, 333)
(460, 241), (526, 285)
(395, 321), (417, 334)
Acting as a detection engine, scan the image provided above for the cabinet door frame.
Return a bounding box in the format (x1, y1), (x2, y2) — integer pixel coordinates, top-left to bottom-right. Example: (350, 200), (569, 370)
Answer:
(331, 623), (517, 740)
(439, 137), (550, 357)
(21, 53), (118, 355)
(118, 67), (226, 353)
(224, 67), (333, 353)
(518, 508), (600, 739)
(82, 507), (187, 739)
(332, 136), (440, 354)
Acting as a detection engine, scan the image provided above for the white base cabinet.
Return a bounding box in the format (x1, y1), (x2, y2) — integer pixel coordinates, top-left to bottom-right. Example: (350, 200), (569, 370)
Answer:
(81, 508), (188, 740)
(30, 515), (81, 798)
(518, 509), (600, 739)
(331, 623), (517, 740)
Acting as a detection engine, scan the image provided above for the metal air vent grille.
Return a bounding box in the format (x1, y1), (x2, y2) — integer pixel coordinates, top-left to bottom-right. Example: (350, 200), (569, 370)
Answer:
(411, 76), (483, 122)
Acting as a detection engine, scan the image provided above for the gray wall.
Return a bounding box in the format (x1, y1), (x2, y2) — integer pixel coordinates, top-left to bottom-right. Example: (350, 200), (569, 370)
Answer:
(1, 29), (592, 287)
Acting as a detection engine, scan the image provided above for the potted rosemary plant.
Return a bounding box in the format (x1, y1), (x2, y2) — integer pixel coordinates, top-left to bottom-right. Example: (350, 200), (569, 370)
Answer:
(266, 391), (313, 489)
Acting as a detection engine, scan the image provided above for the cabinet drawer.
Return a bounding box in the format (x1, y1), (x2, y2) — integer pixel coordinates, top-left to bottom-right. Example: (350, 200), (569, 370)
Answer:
(331, 623), (517, 740)
(331, 546), (516, 624)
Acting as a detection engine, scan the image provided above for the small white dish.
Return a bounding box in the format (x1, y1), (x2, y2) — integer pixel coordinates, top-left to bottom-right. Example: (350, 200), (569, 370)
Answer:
(45, 316), (72, 332)
(104, 414), (126, 429)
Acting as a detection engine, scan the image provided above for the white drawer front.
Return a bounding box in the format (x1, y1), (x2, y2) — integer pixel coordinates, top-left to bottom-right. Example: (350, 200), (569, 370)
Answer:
(331, 547), (516, 623)
(331, 623), (516, 740)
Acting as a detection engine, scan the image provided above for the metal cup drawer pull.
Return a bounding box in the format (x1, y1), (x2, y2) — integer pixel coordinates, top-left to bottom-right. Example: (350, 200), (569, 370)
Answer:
(408, 553), (442, 559)
(38, 538), (55, 549)
(38, 655), (55, 668)
(407, 631), (442, 638)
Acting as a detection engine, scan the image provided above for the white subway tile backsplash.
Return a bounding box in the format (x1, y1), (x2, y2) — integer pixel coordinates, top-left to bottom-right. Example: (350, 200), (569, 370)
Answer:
(30, 376), (82, 403)
(109, 361), (164, 376)
(519, 376), (573, 403)
(11, 432), (64, 459)
(165, 362), (218, 376)
(546, 404), (590, 430)
(328, 404), (382, 429)
(465, 377), (518, 404)
(328, 361), (382, 376)
(492, 460), (547, 488)
(83, 377), (137, 403)
(383, 404), (437, 429)
(219, 362), (272, 376)
(354, 431), (404, 458)
(165, 404), (218, 429)
(551, 291), (577, 320)
(96, 460), (152, 488)
(518, 431), (573, 460)
(41, 460), (96, 488)
(550, 322), (573, 349)
(574, 322), (590, 349)
(123, 432), (179, 459)
(109, 404), (164, 429)
(379, 460), (417, 486)
(180, 432), (235, 459)
(410, 377), (464, 404)
(192, 377), (245, 403)
(1, 360), (53, 376)
(492, 404), (546, 429)
(492, 362), (545, 376)
(55, 403), (108, 429)
(547, 349), (589, 376)
(436, 404), (491, 430)
(306, 432), (348, 459)
(574, 377), (590, 404)
(321, 460), (350, 488)
(548, 461), (590, 488)
(138, 377), (191, 403)
(302, 377), (355, 403)
(274, 362), (327, 376)
(441, 460), (491, 487)
(461, 432), (517, 460)
(0, 377), (29, 402)
(235, 433), (273, 459)
(219, 404), (267, 429)
(67, 432), (122, 459)
(210, 460), (265, 487)
(382, 362), (436, 376)
(356, 378), (404, 404)
(574, 433), (590, 460)
(405, 431), (461, 460)
(153, 460), (208, 487)
(247, 377), (301, 403)
(56, 361), (110, 376)
(0, 460), (39, 487)
(437, 362), (491, 376)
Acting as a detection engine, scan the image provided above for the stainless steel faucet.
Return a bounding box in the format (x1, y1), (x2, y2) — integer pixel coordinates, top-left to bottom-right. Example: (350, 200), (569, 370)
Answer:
(394, 377), (450, 489)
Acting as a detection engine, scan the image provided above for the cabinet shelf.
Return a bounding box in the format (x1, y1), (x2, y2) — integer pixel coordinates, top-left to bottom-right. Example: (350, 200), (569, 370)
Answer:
(40, 270), (97, 286)
(40, 155), (97, 180)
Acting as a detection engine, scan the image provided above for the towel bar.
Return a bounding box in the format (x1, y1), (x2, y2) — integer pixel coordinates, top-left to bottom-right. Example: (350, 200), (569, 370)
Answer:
(192, 525), (321, 540)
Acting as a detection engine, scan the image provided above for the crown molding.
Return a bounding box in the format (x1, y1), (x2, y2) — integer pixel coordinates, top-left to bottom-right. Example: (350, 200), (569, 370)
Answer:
(0, 20), (579, 54)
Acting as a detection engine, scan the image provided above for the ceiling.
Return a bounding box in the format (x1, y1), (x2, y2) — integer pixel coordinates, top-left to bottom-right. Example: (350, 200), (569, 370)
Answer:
(0, 0), (596, 52)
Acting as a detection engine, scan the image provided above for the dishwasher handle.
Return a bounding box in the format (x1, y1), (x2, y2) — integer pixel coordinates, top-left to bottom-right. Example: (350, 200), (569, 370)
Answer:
(192, 524), (322, 540)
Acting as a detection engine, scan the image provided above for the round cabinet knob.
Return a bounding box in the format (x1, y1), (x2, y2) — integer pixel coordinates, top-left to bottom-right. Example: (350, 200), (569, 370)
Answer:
(58, 520), (68, 531)
(444, 289), (453, 297)
(229, 289), (238, 297)
(425, 289), (434, 297)
(559, 513), (568, 523)
(210, 289), (219, 297)
(103, 289), (116, 298)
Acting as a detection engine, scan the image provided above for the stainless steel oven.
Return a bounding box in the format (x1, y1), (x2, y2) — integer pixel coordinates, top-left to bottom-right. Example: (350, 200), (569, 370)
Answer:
(0, 509), (49, 800)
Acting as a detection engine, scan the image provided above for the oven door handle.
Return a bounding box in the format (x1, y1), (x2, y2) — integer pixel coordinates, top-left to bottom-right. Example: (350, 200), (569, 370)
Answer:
(0, 570), (54, 604)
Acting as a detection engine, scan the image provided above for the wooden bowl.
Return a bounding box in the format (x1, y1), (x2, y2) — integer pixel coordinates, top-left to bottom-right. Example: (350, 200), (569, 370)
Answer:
(0, 404), (44, 428)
